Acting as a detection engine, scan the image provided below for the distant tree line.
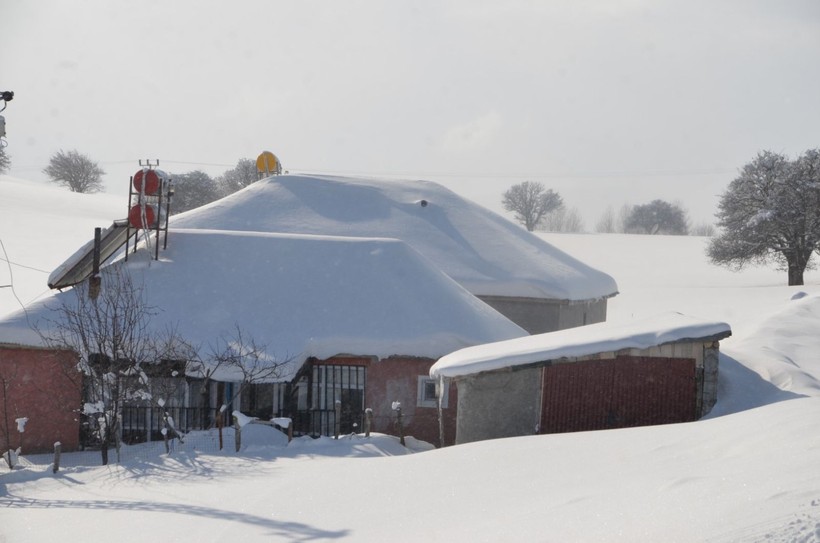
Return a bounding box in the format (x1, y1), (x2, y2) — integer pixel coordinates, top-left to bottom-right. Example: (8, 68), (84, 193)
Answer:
(502, 181), (714, 236)
(593, 200), (705, 236)
(169, 158), (258, 214)
(38, 149), (261, 214)
(501, 181), (585, 233)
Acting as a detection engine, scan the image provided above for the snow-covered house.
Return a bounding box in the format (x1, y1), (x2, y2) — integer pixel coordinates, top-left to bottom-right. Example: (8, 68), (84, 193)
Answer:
(171, 174), (619, 334)
(0, 174), (619, 452)
(0, 229), (526, 451)
(430, 313), (731, 444)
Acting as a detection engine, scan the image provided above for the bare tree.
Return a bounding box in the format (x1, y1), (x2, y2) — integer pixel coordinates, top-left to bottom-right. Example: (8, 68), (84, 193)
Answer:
(690, 222), (716, 237)
(43, 149), (105, 193)
(502, 181), (563, 231)
(202, 325), (290, 449)
(206, 325), (287, 409)
(617, 203), (632, 233)
(539, 206), (585, 233)
(0, 146), (10, 174)
(595, 206), (616, 233)
(39, 267), (193, 465)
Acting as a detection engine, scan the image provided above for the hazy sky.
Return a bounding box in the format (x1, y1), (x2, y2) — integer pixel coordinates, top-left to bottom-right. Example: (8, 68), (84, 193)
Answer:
(2, 0), (819, 226)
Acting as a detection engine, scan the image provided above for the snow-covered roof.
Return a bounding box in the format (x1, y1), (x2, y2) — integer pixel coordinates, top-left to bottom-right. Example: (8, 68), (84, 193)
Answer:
(430, 312), (731, 379)
(0, 229), (527, 381)
(171, 174), (618, 301)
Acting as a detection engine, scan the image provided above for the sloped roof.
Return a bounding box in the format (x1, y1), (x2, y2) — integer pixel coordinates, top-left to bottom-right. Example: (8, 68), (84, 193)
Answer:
(430, 312), (732, 379)
(0, 229), (527, 381)
(171, 174), (618, 301)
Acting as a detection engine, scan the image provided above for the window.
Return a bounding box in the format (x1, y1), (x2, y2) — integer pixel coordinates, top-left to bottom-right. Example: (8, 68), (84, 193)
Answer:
(417, 376), (448, 408)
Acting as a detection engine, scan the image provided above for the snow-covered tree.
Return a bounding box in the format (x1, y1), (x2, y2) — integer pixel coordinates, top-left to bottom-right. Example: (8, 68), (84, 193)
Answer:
(624, 200), (688, 235)
(40, 268), (194, 465)
(43, 149), (105, 193)
(217, 158), (258, 196)
(169, 170), (221, 214)
(502, 181), (563, 232)
(708, 149), (820, 286)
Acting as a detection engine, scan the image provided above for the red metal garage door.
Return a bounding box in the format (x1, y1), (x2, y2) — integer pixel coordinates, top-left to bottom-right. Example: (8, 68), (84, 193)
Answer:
(540, 355), (696, 434)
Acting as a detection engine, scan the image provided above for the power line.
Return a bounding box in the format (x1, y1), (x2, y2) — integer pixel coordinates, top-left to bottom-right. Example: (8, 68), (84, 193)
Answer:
(0, 256), (50, 274)
(0, 238), (33, 322)
(286, 166), (736, 180)
(8, 156), (736, 180)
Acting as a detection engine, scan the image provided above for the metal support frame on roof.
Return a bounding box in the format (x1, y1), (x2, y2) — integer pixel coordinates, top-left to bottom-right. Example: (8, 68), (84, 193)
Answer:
(48, 161), (175, 290)
(125, 161), (173, 262)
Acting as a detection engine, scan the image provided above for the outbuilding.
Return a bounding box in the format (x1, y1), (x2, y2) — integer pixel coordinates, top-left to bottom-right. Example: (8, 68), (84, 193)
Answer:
(430, 313), (732, 444)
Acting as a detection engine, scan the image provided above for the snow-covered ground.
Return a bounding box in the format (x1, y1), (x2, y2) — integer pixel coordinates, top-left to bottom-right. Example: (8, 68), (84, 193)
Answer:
(0, 175), (123, 318)
(2, 174), (820, 542)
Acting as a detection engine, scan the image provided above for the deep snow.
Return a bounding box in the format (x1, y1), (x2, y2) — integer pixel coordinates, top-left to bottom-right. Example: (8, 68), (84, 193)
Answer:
(170, 174), (618, 300)
(2, 174), (820, 542)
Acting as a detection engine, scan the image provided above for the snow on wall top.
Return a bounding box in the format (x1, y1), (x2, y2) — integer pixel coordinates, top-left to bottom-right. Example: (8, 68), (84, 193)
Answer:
(430, 312), (732, 379)
(171, 174), (618, 301)
(0, 229), (527, 381)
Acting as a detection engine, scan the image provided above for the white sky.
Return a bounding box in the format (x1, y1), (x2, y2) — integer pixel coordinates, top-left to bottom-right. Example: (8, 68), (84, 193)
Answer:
(2, 1), (819, 225)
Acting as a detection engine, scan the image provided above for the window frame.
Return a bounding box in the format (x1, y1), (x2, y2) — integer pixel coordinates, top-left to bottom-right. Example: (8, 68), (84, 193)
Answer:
(417, 375), (448, 408)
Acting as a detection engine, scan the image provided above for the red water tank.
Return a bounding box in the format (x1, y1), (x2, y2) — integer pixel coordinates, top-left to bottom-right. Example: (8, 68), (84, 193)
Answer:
(133, 169), (161, 195)
(128, 204), (158, 229)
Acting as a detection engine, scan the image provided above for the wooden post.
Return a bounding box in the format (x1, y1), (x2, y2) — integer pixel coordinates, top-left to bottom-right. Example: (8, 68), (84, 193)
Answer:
(217, 405), (225, 451)
(233, 414), (241, 453)
(162, 412), (170, 454)
(89, 227), (101, 299)
(334, 400), (341, 439)
(287, 422), (293, 442)
(52, 442), (61, 474)
(4, 449), (14, 470)
(364, 408), (373, 437)
(393, 402), (405, 446)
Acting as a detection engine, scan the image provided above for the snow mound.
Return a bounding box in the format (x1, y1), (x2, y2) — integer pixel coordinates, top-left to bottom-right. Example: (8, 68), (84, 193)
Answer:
(722, 292), (820, 398)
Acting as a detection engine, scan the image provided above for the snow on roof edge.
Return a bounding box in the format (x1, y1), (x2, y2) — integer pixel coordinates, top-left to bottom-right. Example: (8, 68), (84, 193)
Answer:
(430, 312), (732, 379)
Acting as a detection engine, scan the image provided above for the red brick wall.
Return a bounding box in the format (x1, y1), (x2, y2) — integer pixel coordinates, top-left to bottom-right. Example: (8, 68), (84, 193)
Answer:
(364, 356), (457, 447)
(315, 356), (457, 447)
(0, 346), (81, 454)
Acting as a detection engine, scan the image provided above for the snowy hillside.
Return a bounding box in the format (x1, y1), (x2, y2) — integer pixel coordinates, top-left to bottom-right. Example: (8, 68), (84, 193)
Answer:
(0, 175), (123, 318)
(2, 177), (820, 542)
